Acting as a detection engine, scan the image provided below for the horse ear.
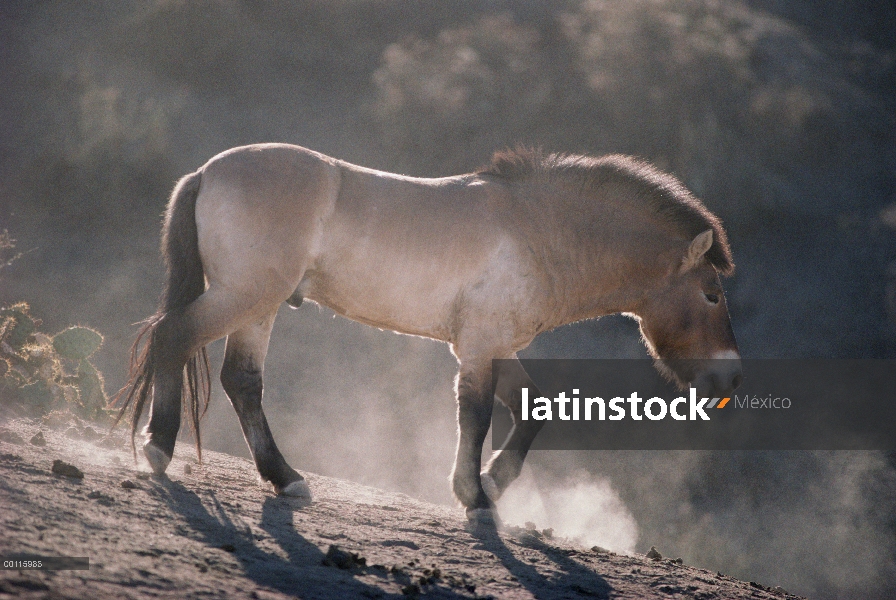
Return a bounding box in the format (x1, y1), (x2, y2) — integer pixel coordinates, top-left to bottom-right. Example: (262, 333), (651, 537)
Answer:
(681, 229), (713, 272)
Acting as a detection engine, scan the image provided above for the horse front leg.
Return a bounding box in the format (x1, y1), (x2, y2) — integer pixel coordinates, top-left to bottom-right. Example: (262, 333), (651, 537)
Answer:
(450, 362), (496, 524)
(221, 313), (309, 498)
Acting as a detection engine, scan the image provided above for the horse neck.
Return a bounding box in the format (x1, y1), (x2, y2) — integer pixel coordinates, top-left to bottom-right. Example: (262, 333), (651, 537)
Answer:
(527, 187), (679, 326)
(556, 249), (673, 325)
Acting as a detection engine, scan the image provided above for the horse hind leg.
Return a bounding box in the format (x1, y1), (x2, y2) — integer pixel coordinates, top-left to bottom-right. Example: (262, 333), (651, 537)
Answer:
(141, 287), (280, 475)
(141, 310), (195, 474)
(220, 312), (309, 499)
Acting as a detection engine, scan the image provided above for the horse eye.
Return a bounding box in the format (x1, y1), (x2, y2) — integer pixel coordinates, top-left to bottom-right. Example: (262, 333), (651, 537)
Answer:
(705, 293), (720, 305)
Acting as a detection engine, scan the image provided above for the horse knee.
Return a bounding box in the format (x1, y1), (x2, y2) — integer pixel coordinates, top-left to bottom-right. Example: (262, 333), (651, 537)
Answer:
(455, 370), (493, 435)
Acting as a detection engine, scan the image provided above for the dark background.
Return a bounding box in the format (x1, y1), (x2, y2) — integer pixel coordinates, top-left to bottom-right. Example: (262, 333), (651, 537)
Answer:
(2, 1), (895, 597)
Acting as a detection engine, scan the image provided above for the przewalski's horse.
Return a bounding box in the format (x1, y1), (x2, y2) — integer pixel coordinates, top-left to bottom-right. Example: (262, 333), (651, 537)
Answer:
(117, 144), (741, 523)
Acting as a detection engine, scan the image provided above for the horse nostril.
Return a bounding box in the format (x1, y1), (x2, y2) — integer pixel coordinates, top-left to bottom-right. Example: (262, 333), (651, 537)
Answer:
(731, 373), (743, 390)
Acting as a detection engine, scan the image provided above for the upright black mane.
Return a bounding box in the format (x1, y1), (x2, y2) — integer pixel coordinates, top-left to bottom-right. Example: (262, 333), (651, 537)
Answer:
(478, 148), (734, 275)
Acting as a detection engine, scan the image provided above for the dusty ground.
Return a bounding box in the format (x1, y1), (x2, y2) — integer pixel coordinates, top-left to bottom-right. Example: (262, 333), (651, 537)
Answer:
(0, 415), (804, 599)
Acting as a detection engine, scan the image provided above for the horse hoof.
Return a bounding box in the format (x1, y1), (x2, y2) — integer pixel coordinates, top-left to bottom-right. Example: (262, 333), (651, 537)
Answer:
(466, 507), (500, 526)
(480, 473), (501, 503)
(142, 441), (171, 476)
(278, 479), (312, 500)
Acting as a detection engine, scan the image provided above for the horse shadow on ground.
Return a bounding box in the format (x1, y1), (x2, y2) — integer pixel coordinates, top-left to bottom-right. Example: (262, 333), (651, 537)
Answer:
(469, 522), (613, 599)
(151, 477), (473, 598)
(153, 477), (614, 599)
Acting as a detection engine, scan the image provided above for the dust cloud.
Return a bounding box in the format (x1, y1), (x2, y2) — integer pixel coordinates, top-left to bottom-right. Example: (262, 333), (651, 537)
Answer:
(496, 466), (640, 553)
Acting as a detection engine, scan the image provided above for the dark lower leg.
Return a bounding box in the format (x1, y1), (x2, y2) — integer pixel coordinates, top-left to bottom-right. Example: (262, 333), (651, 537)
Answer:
(451, 371), (494, 513)
(484, 419), (544, 496)
(144, 369), (183, 460)
(221, 355), (302, 491)
(483, 363), (544, 498)
(142, 315), (195, 472)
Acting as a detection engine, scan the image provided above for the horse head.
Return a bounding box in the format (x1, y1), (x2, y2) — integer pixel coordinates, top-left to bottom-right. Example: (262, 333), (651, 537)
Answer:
(633, 229), (742, 398)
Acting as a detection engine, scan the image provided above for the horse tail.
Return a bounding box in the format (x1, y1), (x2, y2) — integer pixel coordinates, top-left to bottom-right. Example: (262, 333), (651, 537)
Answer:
(113, 170), (211, 461)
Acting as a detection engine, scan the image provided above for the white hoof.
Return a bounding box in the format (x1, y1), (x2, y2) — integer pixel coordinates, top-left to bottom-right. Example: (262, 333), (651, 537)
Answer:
(480, 473), (501, 503)
(142, 441), (171, 475)
(280, 479), (312, 500)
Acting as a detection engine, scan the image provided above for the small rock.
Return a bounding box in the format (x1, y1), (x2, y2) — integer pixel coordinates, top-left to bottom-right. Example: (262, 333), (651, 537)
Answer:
(0, 429), (25, 445)
(750, 581), (766, 591)
(183, 464), (192, 475)
(120, 479), (137, 489)
(81, 426), (100, 441)
(515, 532), (541, 547)
(591, 545), (609, 553)
(64, 427), (81, 440)
(135, 472), (150, 480)
(51, 459), (83, 479)
(99, 437), (119, 449)
(110, 455), (121, 465)
(322, 545), (365, 569)
(419, 567), (441, 584)
(646, 546), (663, 560)
(674, 557), (683, 565)
(524, 521), (537, 530)
(542, 528), (553, 539)
(87, 490), (114, 504)
(220, 543), (236, 552)
(30, 431), (46, 446)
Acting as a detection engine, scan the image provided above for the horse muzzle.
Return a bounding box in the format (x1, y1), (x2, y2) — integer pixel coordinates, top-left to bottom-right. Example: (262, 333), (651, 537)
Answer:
(691, 355), (743, 398)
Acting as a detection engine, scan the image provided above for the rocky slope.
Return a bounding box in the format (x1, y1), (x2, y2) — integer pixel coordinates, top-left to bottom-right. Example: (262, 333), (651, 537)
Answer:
(0, 416), (801, 599)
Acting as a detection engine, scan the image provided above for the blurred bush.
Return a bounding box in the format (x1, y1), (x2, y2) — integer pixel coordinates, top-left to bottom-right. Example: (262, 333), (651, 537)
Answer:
(0, 231), (22, 276)
(373, 13), (552, 173)
(0, 236), (109, 422)
(0, 303), (109, 422)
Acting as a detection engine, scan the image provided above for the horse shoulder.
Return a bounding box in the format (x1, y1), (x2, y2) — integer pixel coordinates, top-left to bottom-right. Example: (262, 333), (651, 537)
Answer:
(449, 237), (554, 357)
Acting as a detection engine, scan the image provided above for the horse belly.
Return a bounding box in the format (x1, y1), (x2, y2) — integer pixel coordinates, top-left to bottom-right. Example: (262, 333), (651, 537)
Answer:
(300, 250), (465, 341)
